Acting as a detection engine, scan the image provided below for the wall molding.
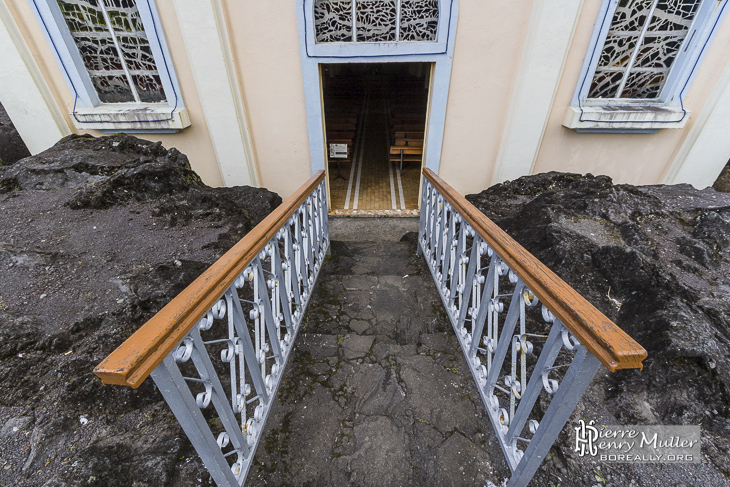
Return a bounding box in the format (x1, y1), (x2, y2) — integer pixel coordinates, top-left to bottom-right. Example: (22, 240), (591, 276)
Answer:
(491, 0), (584, 185)
(0, 2), (70, 154)
(171, 0), (259, 187)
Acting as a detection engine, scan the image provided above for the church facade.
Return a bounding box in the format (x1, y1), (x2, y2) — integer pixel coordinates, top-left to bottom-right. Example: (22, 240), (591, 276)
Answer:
(2, 0), (730, 201)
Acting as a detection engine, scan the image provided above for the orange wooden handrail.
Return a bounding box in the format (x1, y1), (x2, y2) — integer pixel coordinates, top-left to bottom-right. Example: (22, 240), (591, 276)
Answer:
(94, 171), (326, 388)
(422, 168), (646, 372)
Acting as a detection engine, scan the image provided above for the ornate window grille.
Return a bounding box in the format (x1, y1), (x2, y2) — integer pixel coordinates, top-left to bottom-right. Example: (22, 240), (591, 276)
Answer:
(314, 0), (439, 43)
(56, 0), (165, 104)
(589, 0), (703, 100)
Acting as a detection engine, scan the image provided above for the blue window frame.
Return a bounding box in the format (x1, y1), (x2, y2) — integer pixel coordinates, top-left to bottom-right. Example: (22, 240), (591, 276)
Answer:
(565, 0), (729, 130)
(29, 0), (189, 131)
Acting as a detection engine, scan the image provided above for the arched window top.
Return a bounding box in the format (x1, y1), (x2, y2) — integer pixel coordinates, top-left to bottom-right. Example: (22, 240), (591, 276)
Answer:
(313, 0), (439, 44)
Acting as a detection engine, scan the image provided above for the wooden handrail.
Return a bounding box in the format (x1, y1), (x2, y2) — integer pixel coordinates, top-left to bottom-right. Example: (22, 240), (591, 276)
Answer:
(94, 171), (326, 388)
(422, 169), (646, 372)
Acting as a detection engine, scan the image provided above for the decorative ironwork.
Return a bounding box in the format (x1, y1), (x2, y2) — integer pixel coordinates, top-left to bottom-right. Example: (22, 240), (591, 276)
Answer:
(589, 0), (702, 99)
(56, 0), (165, 103)
(356, 0), (397, 41)
(399, 0), (439, 41)
(313, 0), (439, 43)
(149, 179), (329, 486)
(418, 176), (606, 486)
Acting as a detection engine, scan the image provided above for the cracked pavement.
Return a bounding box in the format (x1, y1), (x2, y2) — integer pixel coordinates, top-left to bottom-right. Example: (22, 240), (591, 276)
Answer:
(246, 217), (510, 486)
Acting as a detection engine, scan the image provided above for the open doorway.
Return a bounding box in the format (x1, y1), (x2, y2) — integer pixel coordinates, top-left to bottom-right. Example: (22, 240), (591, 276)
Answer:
(322, 62), (430, 213)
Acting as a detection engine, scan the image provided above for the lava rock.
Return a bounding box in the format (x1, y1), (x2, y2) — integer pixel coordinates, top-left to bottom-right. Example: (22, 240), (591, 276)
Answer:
(0, 135), (279, 487)
(467, 172), (730, 479)
(0, 103), (31, 165)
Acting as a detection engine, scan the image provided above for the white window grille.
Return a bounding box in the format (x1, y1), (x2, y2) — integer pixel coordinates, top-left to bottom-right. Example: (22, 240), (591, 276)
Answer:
(29, 0), (188, 131)
(314, 0), (439, 43)
(565, 0), (729, 130)
(589, 0), (703, 100)
(57, 0), (165, 104)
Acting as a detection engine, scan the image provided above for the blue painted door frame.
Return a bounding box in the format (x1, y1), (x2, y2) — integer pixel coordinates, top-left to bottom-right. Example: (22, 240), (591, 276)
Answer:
(297, 0), (459, 186)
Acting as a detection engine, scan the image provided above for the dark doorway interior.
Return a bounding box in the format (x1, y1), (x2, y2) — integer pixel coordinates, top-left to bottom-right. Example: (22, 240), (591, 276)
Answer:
(322, 62), (430, 212)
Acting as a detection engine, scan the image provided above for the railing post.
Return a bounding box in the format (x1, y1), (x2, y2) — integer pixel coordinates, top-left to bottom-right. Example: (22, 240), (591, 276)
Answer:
(151, 356), (241, 487)
(508, 348), (601, 487)
(95, 171), (329, 487)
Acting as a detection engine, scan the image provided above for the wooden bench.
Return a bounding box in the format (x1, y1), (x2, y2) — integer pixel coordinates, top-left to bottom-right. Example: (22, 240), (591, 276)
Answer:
(392, 124), (425, 133)
(327, 130), (356, 140)
(389, 145), (423, 174)
(326, 117), (357, 125)
(327, 123), (357, 132)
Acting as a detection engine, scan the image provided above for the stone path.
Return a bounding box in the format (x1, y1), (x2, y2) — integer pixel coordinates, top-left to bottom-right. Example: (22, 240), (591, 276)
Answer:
(247, 218), (509, 486)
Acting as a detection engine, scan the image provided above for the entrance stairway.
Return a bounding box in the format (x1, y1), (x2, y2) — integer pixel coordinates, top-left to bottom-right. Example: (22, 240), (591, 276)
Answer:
(94, 170), (645, 487)
(246, 218), (509, 485)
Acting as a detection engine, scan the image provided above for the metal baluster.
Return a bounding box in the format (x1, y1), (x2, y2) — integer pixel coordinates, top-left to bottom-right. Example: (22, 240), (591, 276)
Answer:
(486, 281), (525, 394)
(229, 292), (269, 406)
(272, 237), (294, 337)
(456, 233), (480, 329)
(189, 328), (251, 460)
(417, 181), (429, 257)
(448, 219), (467, 313)
(151, 357), (241, 487)
(504, 317), (564, 444)
(469, 252), (496, 357)
(255, 257), (283, 365)
(508, 348), (601, 486)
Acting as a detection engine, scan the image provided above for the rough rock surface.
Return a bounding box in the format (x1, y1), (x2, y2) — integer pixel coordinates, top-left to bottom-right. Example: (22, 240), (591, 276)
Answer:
(0, 135), (280, 486)
(0, 103), (31, 165)
(714, 159), (730, 192)
(467, 173), (730, 486)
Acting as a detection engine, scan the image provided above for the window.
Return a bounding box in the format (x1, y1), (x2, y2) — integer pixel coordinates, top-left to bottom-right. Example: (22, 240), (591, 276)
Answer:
(57, 0), (165, 103)
(313, 0), (439, 43)
(30, 0), (189, 131)
(564, 0), (729, 131)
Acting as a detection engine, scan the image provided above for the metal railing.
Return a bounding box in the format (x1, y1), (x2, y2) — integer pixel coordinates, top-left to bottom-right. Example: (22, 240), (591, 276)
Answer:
(94, 171), (329, 487)
(418, 169), (646, 487)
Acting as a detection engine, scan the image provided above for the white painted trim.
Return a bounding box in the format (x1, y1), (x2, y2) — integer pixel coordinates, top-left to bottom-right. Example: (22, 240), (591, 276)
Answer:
(303, 0), (452, 58)
(664, 58), (730, 188)
(491, 0), (583, 184)
(567, 0), (730, 131)
(28, 0), (186, 123)
(0, 2), (70, 154)
(171, 0), (258, 187)
(70, 104), (190, 131)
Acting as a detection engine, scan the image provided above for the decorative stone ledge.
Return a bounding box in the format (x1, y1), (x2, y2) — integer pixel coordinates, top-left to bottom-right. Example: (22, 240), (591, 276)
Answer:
(70, 104), (190, 132)
(563, 105), (690, 131)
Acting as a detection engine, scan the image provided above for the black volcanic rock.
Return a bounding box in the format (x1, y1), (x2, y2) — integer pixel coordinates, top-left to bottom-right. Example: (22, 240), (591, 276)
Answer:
(0, 135), (280, 486)
(467, 172), (730, 481)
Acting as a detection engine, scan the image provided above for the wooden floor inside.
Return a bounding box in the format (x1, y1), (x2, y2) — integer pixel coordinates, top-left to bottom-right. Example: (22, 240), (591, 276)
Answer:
(328, 94), (421, 213)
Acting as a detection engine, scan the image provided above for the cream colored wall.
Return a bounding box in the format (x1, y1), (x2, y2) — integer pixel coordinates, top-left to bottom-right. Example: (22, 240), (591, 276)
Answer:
(222, 1), (312, 199)
(6, 0), (313, 198)
(440, 1), (730, 193)
(6, 0), (224, 187)
(10, 0), (729, 198)
(437, 0), (535, 196)
(534, 2), (730, 186)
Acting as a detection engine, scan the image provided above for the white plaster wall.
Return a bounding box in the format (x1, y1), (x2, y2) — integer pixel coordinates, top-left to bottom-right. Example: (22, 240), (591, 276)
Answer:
(0, 1), (70, 153)
(5, 0), (225, 187)
(7, 0), (730, 196)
